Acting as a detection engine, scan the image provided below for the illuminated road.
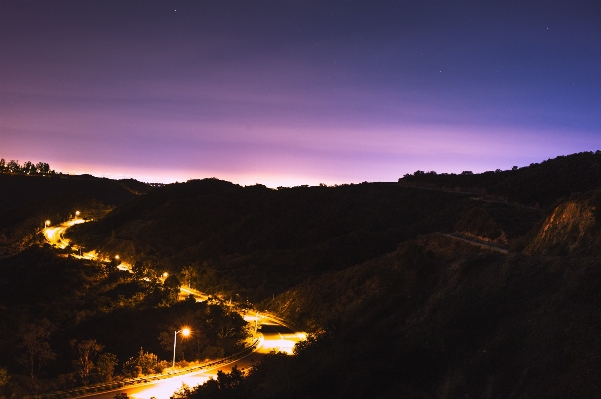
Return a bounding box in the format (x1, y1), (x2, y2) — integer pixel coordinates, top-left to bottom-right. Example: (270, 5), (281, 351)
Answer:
(43, 218), (102, 260)
(75, 317), (304, 399)
(43, 218), (85, 249)
(43, 219), (306, 399)
(43, 218), (122, 263)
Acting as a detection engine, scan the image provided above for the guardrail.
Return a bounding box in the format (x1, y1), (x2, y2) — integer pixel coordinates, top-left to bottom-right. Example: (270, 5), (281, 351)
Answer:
(30, 339), (259, 399)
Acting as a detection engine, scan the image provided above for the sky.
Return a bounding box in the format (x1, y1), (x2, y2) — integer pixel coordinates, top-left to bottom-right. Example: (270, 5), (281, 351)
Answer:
(1, 1), (600, 186)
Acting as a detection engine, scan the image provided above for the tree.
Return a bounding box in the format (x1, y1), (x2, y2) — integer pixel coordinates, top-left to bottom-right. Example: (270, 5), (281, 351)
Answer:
(97, 353), (118, 382)
(177, 366), (246, 398)
(16, 322), (56, 378)
(132, 259), (159, 282)
(158, 331), (185, 360)
(122, 348), (164, 377)
(164, 274), (181, 291)
(22, 161), (35, 174)
(35, 162), (50, 174)
(180, 265), (198, 289)
(71, 339), (103, 383)
(0, 368), (9, 386)
(6, 160), (20, 173)
(163, 275), (181, 305)
(0, 158), (5, 172)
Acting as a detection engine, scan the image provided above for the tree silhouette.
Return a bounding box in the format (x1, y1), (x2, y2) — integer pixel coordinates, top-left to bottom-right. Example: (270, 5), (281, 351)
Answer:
(16, 321), (56, 378)
(97, 352), (118, 382)
(70, 339), (103, 383)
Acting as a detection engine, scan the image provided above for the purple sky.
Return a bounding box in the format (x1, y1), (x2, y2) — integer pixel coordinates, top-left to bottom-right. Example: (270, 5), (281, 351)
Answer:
(1, 1), (600, 186)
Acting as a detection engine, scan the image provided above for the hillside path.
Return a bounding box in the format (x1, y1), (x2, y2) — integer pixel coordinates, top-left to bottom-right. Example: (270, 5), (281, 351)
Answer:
(441, 233), (509, 254)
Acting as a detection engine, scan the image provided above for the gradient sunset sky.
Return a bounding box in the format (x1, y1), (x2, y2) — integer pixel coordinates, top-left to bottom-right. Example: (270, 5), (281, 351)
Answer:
(1, 1), (600, 186)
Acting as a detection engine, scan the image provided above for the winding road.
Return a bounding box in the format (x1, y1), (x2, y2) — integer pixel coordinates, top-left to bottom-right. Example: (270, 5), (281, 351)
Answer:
(42, 219), (306, 399)
(74, 318), (303, 399)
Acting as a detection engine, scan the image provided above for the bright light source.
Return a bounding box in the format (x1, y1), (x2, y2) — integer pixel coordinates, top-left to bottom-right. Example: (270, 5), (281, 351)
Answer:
(75, 211), (80, 216)
(182, 328), (191, 336)
(115, 255), (120, 260)
(163, 272), (169, 278)
(45, 220), (51, 226)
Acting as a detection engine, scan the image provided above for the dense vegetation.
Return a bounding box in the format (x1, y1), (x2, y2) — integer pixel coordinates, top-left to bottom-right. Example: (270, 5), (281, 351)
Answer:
(0, 246), (249, 398)
(3, 151), (601, 398)
(0, 172), (151, 257)
(177, 238), (601, 398)
(0, 159), (54, 176)
(70, 179), (531, 302)
(399, 150), (601, 207)
(168, 152), (601, 398)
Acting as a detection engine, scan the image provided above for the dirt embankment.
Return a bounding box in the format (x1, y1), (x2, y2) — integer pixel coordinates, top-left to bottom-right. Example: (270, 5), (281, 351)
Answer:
(525, 200), (597, 255)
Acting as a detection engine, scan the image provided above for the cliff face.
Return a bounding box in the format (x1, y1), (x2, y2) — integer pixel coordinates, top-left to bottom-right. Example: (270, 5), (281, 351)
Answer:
(524, 200), (596, 255)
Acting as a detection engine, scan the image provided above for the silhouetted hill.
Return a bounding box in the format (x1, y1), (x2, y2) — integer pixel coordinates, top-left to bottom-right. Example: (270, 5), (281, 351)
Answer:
(0, 174), (147, 228)
(6, 152), (601, 397)
(118, 178), (154, 195)
(399, 151), (601, 208)
(239, 235), (601, 398)
(72, 179), (521, 300)
(0, 173), (149, 256)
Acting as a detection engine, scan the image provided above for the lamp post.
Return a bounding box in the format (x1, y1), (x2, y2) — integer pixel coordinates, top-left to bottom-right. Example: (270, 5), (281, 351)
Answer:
(44, 220), (50, 229)
(75, 210), (81, 218)
(172, 328), (190, 367)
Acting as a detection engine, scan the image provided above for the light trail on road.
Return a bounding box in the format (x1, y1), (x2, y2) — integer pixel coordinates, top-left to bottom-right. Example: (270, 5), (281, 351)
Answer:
(76, 319), (303, 399)
(43, 218), (85, 249)
(43, 218), (131, 266)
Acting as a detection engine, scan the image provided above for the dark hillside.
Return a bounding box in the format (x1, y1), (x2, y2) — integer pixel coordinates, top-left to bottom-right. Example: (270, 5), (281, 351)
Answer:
(0, 174), (144, 220)
(70, 179), (507, 300)
(0, 246), (248, 390)
(399, 151), (601, 207)
(118, 178), (154, 195)
(0, 173), (148, 256)
(187, 235), (601, 398)
(160, 154), (601, 399)
(4, 152), (601, 397)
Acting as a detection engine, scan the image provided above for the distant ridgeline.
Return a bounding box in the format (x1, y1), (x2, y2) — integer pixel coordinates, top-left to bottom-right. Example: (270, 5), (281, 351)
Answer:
(399, 150), (601, 208)
(0, 158), (54, 175)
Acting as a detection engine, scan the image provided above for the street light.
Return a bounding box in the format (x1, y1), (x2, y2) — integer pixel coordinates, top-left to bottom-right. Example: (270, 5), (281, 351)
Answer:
(44, 220), (51, 229)
(75, 210), (81, 218)
(173, 328), (191, 367)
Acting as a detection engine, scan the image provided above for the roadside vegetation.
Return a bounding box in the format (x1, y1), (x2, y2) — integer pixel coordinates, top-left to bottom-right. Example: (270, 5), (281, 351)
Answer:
(0, 246), (250, 398)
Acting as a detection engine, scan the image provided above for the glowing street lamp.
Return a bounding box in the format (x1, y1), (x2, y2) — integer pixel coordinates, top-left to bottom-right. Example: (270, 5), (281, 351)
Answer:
(115, 255), (120, 262)
(173, 328), (191, 367)
(44, 220), (51, 229)
(75, 210), (81, 218)
(163, 272), (169, 278)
